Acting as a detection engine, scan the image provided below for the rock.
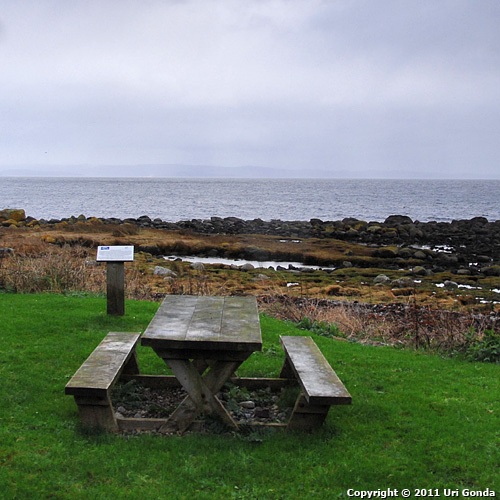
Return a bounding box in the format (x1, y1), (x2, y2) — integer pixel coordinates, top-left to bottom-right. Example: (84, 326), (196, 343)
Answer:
(239, 401), (255, 409)
(0, 247), (14, 256)
(373, 247), (398, 258)
(254, 407), (270, 418)
(444, 280), (459, 289)
(0, 208), (25, 222)
(240, 263), (255, 271)
(483, 265), (500, 277)
(438, 254), (459, 264)
(153, 266), (178, 277)
(470, 216), (488, 225)
(477, 255), (491, 263)
(384, 215), (413, 225)
(397, 247), (414, 258)
(310, 218), (324, 226)
(342, 261), (353, 268)
(190, 262), (205, 271)
(254, 274), (270, 281)
(2, 219), (19, 227)
(374, 274), (390, 284)
(413, 250), (427, 260)
(392, 277), (415, 288)
(411, 266), (427, 276)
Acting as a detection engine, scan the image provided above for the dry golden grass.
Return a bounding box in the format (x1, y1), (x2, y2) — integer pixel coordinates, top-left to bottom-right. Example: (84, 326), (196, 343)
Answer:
(2, 223), (498, 316)
(2, 224), (498, 355)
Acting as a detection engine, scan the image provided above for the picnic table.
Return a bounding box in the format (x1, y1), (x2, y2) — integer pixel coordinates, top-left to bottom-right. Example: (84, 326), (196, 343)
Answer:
(66, 294), (350, 434)
(141, 295), (262, 433)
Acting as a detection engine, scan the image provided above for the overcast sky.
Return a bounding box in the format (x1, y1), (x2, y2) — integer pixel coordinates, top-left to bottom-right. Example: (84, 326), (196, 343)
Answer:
(1, 0), (499, 178)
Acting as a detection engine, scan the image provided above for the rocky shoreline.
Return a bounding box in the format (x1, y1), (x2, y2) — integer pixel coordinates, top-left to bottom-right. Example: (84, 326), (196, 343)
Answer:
(2, 209), (500, 274)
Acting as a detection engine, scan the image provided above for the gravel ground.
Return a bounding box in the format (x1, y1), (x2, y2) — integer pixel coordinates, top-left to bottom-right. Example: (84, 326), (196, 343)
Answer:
(111, 381), (294, 432)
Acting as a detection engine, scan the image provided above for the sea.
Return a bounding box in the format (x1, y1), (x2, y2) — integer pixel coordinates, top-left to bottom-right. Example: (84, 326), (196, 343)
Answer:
(1, 177), (499, 223)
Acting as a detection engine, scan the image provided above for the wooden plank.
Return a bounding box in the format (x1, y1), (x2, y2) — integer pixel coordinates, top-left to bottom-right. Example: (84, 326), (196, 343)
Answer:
(117, 416), (201, 434)
(220, 296), (262, 350)
(151, 347), (252, 362)
(116, 418), (287, 433)
(229, 377), (293, 391)
(119, 374), (293, 391)
(280, 336), (351, 406)
(185, 296), (224, 341)
(119, 374), (181, 388)
(65, 332), (141, 397)
(141, 295), (198, 343)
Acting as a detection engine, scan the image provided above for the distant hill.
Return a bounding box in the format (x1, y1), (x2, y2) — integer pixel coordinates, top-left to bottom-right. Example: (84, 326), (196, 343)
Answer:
(0, 164), (338, 178)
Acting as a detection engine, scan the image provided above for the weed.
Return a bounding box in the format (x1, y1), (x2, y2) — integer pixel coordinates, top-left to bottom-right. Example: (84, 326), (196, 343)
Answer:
(463, 329), (500, 364)
(296, 316), (344, 338)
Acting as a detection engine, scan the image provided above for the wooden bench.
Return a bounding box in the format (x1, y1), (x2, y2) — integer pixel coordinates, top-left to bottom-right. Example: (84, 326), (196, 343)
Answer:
(279, 336), (351, 431)
(65, 331), (141, 432)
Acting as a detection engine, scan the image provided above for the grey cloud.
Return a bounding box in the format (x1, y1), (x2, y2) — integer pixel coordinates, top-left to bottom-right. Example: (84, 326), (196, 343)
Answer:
(0, 0), (499, 178)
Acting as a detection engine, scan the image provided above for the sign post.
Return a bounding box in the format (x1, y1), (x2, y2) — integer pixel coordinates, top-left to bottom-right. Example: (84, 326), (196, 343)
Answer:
(96, 246), (134, 316)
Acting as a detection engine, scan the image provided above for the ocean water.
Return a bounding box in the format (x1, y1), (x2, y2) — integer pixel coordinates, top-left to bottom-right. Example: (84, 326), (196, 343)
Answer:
(1, 177), (499, 223)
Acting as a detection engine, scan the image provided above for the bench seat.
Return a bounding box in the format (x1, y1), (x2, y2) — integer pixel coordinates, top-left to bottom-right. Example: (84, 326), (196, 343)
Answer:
(280, 336), (351, 430)
(65, 332), (141, 431)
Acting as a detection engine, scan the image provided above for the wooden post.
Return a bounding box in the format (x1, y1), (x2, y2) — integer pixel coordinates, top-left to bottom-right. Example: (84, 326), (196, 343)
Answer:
(107, 261), (125, 316)
(96, 246), (134, 316)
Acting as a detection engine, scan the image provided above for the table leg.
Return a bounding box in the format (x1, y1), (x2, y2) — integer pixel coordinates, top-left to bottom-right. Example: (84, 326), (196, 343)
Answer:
(159, 359), (242, 434)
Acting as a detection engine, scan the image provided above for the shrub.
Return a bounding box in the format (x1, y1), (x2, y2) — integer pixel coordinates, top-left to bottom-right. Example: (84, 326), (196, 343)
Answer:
(464, 329), (500, 364)
(296, 316), (344, 338)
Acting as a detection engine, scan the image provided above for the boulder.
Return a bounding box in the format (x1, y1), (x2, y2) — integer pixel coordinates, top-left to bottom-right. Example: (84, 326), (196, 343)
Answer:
(2, 219), (19, 227)
(384, 215), (413, 225)
(483, 265), (500, 277)
(0, 208), (25, 222)
(397, 247), (414, 258)
(413, 250), (427, 260)
(190, 262), (205, 271)
(254, 274), (270, 281)
(374, 274), (390, 285)
(411, 266), (427, 276)
(373, 247), (398, 258)
(0, 247), (14, 257)
(153, 266), (178, 277)
(391, 277), (415, 288)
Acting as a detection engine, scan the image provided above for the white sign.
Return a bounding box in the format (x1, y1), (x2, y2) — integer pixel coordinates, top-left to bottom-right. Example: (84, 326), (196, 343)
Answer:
(96, 245), (134, 262)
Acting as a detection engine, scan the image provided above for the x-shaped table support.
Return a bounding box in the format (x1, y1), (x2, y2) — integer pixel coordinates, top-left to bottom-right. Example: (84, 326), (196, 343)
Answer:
(158, 357), (248, 434)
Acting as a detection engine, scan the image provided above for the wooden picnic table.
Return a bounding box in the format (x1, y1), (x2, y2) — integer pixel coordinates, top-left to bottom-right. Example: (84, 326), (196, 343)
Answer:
(141, 295), (262, 433)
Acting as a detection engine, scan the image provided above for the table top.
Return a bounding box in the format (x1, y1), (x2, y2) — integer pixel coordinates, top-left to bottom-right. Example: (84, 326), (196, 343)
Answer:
(141, 295), (262, 352)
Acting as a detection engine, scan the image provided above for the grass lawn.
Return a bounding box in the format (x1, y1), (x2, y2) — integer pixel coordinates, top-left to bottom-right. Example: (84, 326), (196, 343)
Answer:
(1, 293), (499, 499)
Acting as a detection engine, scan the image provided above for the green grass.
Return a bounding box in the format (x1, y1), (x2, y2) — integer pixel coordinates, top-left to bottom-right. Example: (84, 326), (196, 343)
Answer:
(1, 293), (499, 499)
